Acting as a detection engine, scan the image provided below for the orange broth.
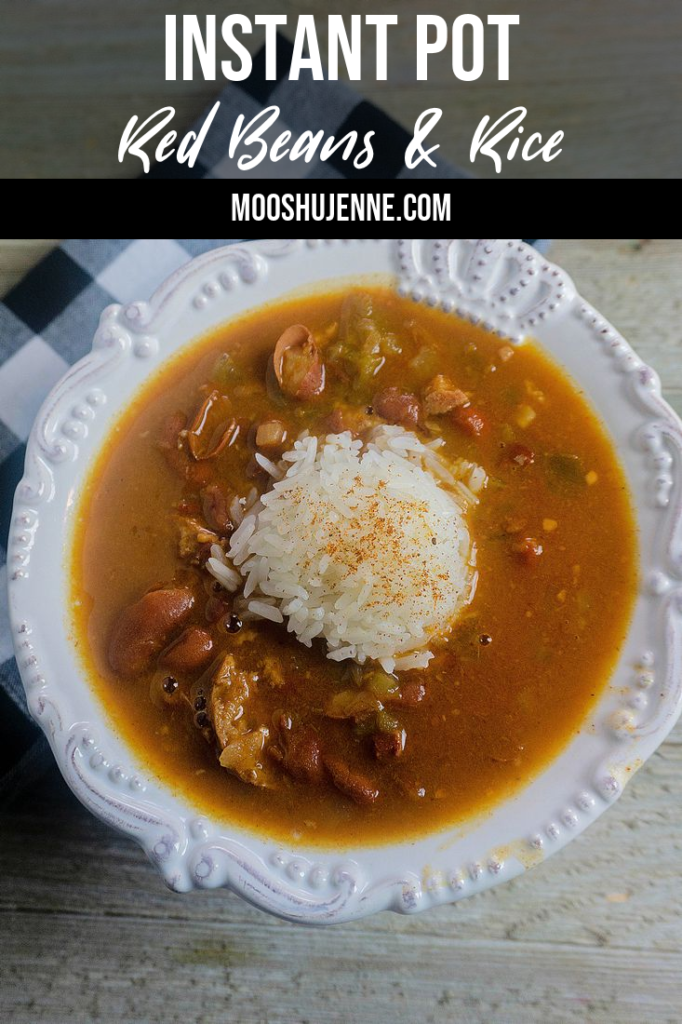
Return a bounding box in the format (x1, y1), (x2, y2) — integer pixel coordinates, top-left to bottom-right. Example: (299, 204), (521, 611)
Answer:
(71, 288), (638, 847)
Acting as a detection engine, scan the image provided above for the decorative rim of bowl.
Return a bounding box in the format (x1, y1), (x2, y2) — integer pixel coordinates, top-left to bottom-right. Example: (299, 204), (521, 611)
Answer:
(8, 239), (682, 924)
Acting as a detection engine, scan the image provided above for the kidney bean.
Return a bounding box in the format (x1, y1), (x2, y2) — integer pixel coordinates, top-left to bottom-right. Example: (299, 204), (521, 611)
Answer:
(272, 325), (325, 399)
(160, 626), (214, 674)
(373, 387), (421, 429)
(275, 723), (326, 785)
(323, 756), (379, 805)
(108, 588), (194, 677)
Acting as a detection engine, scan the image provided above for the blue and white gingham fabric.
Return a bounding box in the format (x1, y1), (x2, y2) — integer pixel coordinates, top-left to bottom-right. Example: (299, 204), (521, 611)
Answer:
(0, 239), (550, 802)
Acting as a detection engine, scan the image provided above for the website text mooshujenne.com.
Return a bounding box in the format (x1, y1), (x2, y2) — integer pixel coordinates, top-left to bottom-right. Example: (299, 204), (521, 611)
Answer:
(231, 193), (451, 223)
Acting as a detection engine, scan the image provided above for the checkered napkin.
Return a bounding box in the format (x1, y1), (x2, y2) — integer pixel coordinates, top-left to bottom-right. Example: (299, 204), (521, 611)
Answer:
(0, 238), (550, 802)
(147, 35), (468, 179)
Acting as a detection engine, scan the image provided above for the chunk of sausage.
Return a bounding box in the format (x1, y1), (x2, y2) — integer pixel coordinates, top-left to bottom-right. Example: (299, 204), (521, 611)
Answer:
(274, 724), (326, 785)
(272, 325), (325, 400)
(209, 655), (275, 787)
(373, 387), (420, 429)
(323, 756), (379, 805)
(451, 404), (487, 437)
(423, 376), (469, 416)
(209, 654), (255, 748)
(160, 626), (214, 674)
(187, 391), (238, 461)
(374, 728), (406, 761)
(219, 725), (272, 786)
(108, 588), (194, 677)
(385, 680), (426, 708)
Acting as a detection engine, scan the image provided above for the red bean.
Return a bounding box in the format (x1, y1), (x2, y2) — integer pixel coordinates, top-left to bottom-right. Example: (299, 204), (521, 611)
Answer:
(272, 325), (325, 400)
(187, 390), (238, 461)
(373, 387), (421, 429)
(205, 595), (230, 624)
(323, 756), (379, 805)
(108, 588), (194, 677)
(276, 725), (326, 785)
(160, 626), (214, 674)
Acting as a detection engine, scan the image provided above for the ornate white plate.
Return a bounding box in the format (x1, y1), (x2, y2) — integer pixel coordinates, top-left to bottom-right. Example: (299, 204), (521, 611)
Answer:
(8, 239), (682, 923)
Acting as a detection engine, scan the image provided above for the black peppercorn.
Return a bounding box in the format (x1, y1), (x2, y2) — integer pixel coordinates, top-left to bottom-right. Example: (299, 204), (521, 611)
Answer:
(162, 676), (178, 694)
(194, 692), (207, 712)
(226, 614), (243, 633)
(479, 633), (493, 646)
(195, 711), (209, 729)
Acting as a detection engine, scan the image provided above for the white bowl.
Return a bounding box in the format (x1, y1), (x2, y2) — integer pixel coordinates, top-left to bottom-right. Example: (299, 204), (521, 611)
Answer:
(8, 239), (682, 923)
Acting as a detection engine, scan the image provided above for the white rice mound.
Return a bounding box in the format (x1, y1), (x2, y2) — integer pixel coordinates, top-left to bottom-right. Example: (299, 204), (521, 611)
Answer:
(210, 426), (486, 674)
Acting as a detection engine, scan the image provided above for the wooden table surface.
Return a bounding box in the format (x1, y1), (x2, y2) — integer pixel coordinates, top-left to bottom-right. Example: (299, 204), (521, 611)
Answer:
(1, 5), (680, 179)
(1, 240), (681, 1023)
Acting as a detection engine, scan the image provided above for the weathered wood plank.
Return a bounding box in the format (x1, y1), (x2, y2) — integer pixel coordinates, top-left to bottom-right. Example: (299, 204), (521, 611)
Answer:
(1, 729), (680, 933)
(2, 724), (681, 1022)
(551, 239), (682, 388)
(2, 912), (681, 1024)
